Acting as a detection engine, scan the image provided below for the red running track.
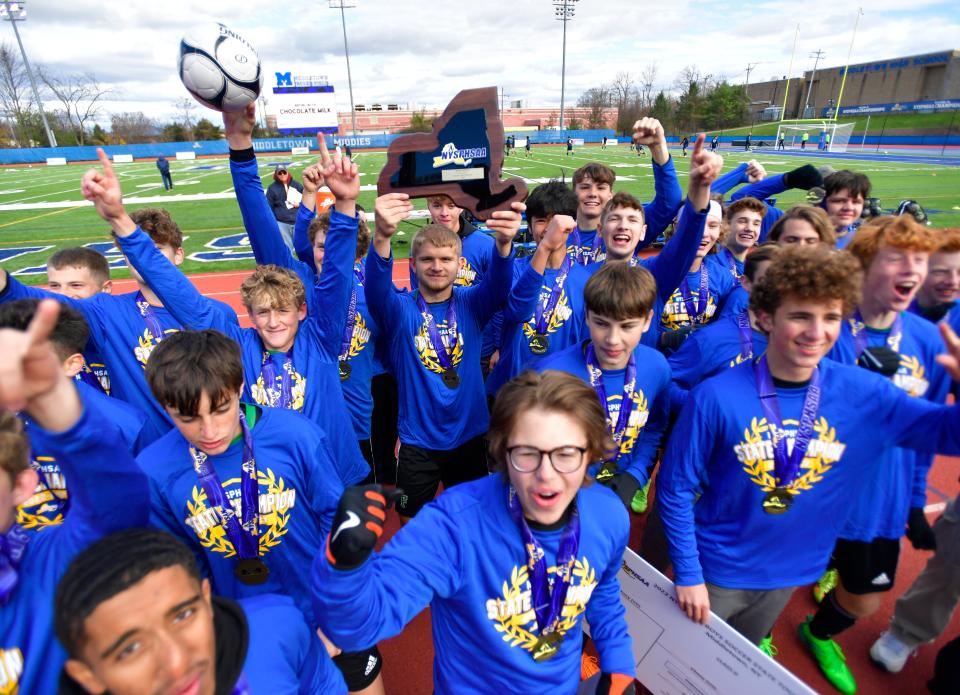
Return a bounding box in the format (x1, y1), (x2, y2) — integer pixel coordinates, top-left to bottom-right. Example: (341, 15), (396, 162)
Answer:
(110, 264), (959, 694)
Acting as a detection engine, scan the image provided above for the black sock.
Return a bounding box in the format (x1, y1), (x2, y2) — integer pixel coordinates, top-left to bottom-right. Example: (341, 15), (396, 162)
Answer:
(809, 590), (857, 640)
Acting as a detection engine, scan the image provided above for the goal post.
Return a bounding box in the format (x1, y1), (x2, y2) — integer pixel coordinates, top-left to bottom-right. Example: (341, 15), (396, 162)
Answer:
(774, 120), (855, 153)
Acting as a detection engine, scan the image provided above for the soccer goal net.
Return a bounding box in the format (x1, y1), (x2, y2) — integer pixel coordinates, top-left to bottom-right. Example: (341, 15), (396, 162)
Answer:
(775, 121), (855, 153)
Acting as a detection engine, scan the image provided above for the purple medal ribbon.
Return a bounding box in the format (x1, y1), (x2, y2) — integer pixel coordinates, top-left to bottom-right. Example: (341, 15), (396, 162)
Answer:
(721, 247), (739, 278)
(190, 416), (260, 561)
(135, 291), (167, 344)
(754, 355), (822, 489)
(736, 310), (754, 360)
(506, 486), (580, 638)
(0, 523), (29, 605)
(851, 309), (902, 358)
(416, 292), (458, 371)
(569, 226), (604, 265)
(338, 267), (362, 363)
(678, 266), (710, 325)
(259, 351), (294, 408)
(585, 344), (637, 461)
(535, 254), (572, 335)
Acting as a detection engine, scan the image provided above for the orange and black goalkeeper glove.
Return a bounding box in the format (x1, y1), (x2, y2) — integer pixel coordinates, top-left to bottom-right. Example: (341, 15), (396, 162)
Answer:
(326, 485), (404, 570)
(596, 673), (636, 695)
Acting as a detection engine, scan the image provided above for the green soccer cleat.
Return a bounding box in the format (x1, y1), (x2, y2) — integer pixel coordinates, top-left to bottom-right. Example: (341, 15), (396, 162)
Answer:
(798, 617), (857, 694)
(812, 568), (838, 604)
(630, 480), (652, 514)
(759, 634), (778, 658)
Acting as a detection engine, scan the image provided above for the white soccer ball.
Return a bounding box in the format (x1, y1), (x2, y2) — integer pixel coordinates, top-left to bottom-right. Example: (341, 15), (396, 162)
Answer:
(178, 23), (263, 112)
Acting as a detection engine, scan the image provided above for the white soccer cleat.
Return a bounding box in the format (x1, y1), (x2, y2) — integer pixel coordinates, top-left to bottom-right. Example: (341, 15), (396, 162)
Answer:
(869, 630), (914, 673)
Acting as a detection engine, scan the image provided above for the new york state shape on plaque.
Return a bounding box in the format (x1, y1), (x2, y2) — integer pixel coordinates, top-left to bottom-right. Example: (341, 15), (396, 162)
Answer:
(377, 86), (528, 220)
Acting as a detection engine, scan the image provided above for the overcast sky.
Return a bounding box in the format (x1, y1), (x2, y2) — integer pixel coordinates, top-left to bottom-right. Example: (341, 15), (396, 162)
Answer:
(14, 0), (960, 126)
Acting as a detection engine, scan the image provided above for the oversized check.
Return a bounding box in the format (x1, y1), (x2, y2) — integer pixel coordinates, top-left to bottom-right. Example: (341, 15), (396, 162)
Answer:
(617, 550), (817, 695)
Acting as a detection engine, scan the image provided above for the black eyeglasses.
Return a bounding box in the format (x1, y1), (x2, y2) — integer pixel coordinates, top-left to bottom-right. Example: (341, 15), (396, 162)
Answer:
(506, 445), (587, 474)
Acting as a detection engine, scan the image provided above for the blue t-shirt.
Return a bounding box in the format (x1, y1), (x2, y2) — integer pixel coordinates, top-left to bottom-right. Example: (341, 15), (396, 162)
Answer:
(0, 278), (239, 445)
(566, 157), (684, 260)
(659, 261), (738, 335)
(567, 199), (708, 352)
(241, 594), (347, 694)
(667, 311), (768, 414)
(827, 311), (951, 540)
(365, 242), (514, 449)
(116, 221), (369, 487)
(0, 387), (149, 695)
(312, 474), (635, 694)
(17, 380), (147, 532)
(658, 358), (960, 590)
(139, 406), (343, 627)
(534, 341), (671, 486)
(486, 258), (582, 397)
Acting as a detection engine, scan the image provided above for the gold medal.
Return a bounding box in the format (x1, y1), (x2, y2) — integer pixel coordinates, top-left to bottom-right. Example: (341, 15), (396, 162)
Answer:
(532, 631), (563, 662)
(762, 488), (793, 515)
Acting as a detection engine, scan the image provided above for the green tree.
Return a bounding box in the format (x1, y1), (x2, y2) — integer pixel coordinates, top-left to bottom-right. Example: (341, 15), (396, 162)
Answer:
(401, 109), (433, 133)
(703, 82), (748, 130)
(161, 122), (189, 142)
(650, 92), (673, 131)
(545, 111), (558, 129)
(193, 118), (222, 141)
(567, 117), (583, 130)
(90, 123), (110, 145)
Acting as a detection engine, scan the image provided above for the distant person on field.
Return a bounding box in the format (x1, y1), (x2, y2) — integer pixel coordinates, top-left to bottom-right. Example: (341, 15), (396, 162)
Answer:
(566, 137), (574, 155)
(680, 136), (689, 157)
(155, 155), (172, 191)
(778, 134), (786, 150)
(710, 135), (719, 152)
(744, 133), (752, 151)
(267, 166), (304, 253)
(801, 131), (810, 149)
(525, 138), (532, 157)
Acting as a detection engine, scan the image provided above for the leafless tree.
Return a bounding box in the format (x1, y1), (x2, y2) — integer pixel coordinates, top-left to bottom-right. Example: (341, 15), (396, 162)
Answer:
(639, 63), (658, 110)
(0, 42), (32, 146)
(39, 69), (110, 146)
(174, 97), (197, 140)
(111, 112), (158, 144)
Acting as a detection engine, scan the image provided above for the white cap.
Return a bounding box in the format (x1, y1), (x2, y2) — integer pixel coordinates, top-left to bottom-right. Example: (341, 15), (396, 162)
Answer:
(707, 200), (723, 220)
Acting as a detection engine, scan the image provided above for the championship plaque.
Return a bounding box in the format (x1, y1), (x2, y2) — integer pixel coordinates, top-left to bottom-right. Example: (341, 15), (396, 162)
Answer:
(377, 86), (528, 220)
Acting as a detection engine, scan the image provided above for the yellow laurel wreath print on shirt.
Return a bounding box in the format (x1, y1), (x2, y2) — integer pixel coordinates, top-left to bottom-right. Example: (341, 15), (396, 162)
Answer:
(485, 557), (598, 655)
(15, 457), (65, 530)
(734, 416), (847, 499)
(250, 364), (307, 411)
(184, 467), (297, 557)
(134, 327), (180, 367)
(414, 318), (464, 375)
(660, 287), (718, 331)
(521, 284), (573, 340)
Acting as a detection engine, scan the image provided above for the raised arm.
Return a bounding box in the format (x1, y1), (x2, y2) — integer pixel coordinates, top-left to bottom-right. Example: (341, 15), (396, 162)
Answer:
(632, 118), (683, 247)
(312, 485), (461, 650)
(310, 140), (360, 357)
(366, 193), (414, 329)
(0, 300), (148, 549)
(462, 202), (525, 325)
(646, 134), (720, 304)
(81, 149), (241, 339)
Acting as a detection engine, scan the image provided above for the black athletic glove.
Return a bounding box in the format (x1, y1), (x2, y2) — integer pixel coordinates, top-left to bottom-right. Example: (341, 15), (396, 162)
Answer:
(603, 473), (640, 509)
(660, 325), (696, 351)
(595, 672), (636, 695)
(326, 485), (404, 570)
(857, 345), (901, 377)
(782, 164), (823, 191)
(906, 507), (937, 550)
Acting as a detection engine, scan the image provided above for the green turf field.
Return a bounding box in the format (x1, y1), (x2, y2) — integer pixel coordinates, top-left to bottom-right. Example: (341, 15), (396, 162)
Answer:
(1, 144), (958, 284)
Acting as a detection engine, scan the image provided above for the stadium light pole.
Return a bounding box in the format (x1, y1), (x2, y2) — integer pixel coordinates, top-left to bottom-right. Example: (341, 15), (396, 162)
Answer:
(0, 2), (56, 147)
(329, 0), (358, 136)
(802, 49), (825, 119)
(553, 0), (577, 132)
(780, 23), (800, 120)
(832, 7), (864, 120)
